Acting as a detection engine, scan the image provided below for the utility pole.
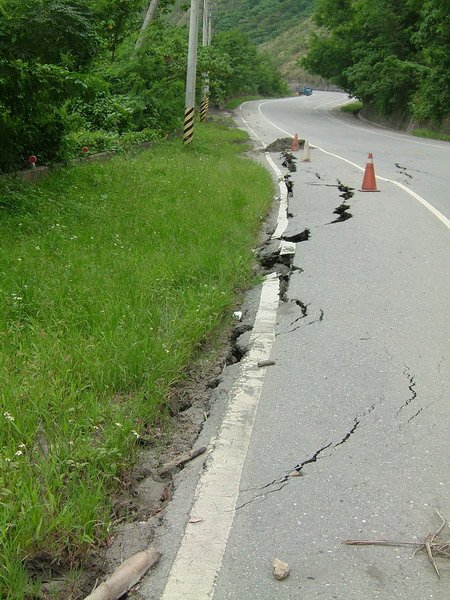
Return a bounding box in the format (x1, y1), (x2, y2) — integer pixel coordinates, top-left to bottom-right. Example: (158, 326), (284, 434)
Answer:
(200, 0), (211, 122)
(183, 0), (200, 144)
(135, 0), (160, 50)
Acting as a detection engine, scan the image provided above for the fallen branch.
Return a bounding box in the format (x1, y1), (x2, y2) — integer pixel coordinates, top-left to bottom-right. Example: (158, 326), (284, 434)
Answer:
(84, 547), (160, 600)
(343, 510), (449, 579)
(159, 446), (207, 474)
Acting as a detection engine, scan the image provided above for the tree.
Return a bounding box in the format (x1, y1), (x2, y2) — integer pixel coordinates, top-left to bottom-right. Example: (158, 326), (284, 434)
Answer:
(302, 0), (450, 125)
(94, 0), (144, 60)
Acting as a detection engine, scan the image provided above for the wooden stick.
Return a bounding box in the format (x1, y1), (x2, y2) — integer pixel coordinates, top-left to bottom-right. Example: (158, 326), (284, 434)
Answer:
(84, 547), (160, 600)
(424, 534), (440, 579)
(343, 540), (420, 547)
(159, 446), (207, 474)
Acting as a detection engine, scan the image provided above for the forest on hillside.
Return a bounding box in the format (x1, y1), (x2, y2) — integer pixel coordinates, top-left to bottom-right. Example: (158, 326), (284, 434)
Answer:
(0, 0), (287, 173)
(303, 0), (450, 127)
(214, 0), (314, 44)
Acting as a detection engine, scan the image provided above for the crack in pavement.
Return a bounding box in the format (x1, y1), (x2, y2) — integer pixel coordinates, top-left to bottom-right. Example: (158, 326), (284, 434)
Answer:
(306, 309), (325, 325)
(281, 151), (297, 172)
(408, 408), (423, 422)
(277, 303), (326, 336)
(289, 299), (309, 323)
(284, 174), (294, 197)
(397, 366), (417, 414)
(335, 417), (360, 447)
(293, 441), (333, 473)
(395, 163), (413, 178)
(282, 228), (310, 243)
(239, 396), (387, 501)
(235, 481), (289, 511)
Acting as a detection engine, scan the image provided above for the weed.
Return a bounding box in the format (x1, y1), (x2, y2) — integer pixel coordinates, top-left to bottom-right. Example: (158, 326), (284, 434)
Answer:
(412, 128), (450, 142)
(225, 96), (263, 110)
(340, 101), (364, 113)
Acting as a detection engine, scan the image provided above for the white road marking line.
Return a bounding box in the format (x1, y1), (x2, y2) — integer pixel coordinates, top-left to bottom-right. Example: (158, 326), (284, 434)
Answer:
(255, 104), (450, 230)
(237, 109), (265, 149)
(160, 273), (280, 600)
(265, 154), (289, 239)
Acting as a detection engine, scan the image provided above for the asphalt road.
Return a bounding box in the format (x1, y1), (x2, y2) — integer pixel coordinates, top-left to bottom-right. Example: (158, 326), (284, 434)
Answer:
(142, 94), (449, 600)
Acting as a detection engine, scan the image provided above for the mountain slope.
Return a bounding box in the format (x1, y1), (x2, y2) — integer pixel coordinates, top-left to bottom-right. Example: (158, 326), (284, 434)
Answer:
(260, 16), (332, 88)
(214, 0), (314, 44)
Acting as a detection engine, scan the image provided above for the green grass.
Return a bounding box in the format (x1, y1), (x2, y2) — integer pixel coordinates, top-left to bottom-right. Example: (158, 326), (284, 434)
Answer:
(0, 122), (274, 599)
(340, 101), (364, 113)
(225, 96), (263, 110)
(412, 128), (450, 142)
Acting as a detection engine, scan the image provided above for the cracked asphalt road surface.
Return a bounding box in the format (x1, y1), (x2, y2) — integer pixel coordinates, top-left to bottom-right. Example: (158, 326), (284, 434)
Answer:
(142, 93), (449, 600)
(212, 97), (450, 599)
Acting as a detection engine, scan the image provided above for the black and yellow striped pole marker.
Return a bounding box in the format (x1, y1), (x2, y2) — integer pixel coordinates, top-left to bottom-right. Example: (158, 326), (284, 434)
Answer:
(200, 94), (209, 122)
(183, 107), (196, 145)
(183, 0), (200, 145)
(199, 1), (211, 123)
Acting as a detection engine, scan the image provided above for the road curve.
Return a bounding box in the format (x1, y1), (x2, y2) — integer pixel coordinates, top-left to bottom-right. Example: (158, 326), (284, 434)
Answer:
(241, 92), (450, 220)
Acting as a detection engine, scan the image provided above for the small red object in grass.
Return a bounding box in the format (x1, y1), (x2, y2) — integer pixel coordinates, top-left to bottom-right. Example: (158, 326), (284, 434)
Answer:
(28, 155), (37, 166)
(82, 146), (89, 154)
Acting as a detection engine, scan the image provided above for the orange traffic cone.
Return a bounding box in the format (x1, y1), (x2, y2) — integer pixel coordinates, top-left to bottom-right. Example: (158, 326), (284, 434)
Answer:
(291, 133), (299, 152)
(359, 153), (380, 192)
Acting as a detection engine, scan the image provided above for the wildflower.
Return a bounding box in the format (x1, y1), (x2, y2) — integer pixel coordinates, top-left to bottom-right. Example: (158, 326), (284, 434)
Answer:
(115, 422), (122, 428)
(93, 425), (99, 430)
(131, 430), (139, 438)
(68, 440), (74, 446)
(18, 443), (26, 449)
(15, 450), (23, 457)
(3, 412), (14, 421)
(4, 457), (11, 463)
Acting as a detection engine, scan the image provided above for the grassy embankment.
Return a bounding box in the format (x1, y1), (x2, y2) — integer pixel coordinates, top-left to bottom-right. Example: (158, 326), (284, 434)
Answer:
(225, 96), (263, 110)
(0, 121), (274, 599)
(340, 101), (364, 114)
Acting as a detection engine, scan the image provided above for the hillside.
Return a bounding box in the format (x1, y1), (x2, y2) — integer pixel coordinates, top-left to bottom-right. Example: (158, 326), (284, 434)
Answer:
(260, 16), (332, 89)
(213, 0), (314, 44)
(168, 0), (322, 88)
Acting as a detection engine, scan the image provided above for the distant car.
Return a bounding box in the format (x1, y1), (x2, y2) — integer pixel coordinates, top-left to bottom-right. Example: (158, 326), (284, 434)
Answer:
(298, 86), (313, 96)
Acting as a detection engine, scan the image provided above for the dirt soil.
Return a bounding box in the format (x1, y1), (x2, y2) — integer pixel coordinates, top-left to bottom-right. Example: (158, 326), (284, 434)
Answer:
(264, 137), (305, 152)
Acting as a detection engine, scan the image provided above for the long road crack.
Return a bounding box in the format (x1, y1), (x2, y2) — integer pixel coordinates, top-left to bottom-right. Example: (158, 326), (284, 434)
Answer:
(240, 397), (386, 500)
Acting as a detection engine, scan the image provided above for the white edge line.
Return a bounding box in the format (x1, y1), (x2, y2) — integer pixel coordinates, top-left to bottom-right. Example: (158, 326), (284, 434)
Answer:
(239, 112), (290, 238)
(265, 154), (289, 239)
(160, 273), (280, 600)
